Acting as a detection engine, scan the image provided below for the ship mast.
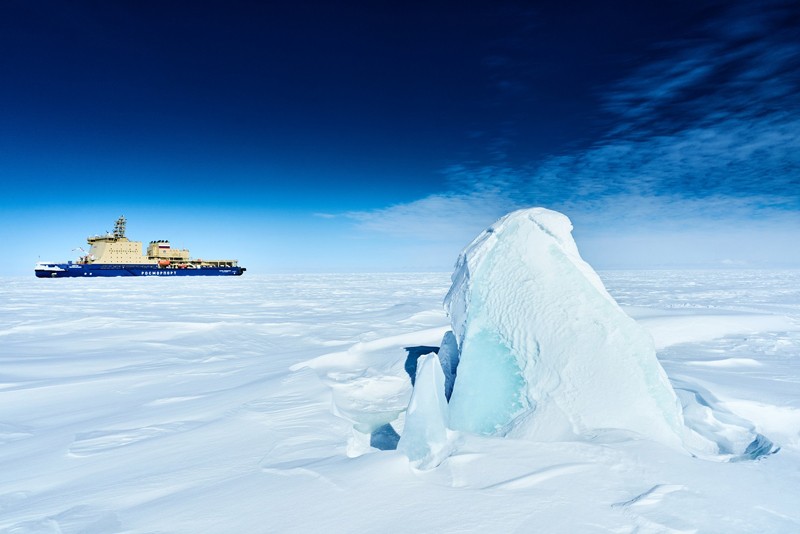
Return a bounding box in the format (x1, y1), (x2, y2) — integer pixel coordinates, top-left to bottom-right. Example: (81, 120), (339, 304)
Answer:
(113, 216), (126, 240)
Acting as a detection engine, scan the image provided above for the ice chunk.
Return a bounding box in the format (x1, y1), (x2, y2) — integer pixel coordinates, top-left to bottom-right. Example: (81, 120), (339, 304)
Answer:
(439, 331), (459, 375)
(445, 208), (684, 449)
(403, 346), (439, 386)
(437, 331), (459, 400)
(397, 353), (450, 467)
(672, 378), (777, 461)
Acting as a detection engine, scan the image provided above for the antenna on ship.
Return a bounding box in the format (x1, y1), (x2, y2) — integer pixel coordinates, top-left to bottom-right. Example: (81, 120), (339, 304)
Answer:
(114, 216), (126, 239)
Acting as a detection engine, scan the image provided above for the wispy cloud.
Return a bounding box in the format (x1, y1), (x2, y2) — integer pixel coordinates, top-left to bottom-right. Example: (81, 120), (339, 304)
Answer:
(347, 1), (800, 258)
(346, 186), (522, 243)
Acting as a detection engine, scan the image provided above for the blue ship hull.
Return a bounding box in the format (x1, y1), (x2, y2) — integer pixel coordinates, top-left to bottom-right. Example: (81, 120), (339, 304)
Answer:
(35, 263), (245, 278)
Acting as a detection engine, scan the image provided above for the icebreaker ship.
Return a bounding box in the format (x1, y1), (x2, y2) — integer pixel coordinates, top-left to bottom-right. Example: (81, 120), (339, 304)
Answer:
(445, 208), (685, 448)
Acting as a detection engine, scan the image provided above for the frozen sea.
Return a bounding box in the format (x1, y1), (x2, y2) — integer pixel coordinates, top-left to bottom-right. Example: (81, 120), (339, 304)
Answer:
(1, 271), (800, 533)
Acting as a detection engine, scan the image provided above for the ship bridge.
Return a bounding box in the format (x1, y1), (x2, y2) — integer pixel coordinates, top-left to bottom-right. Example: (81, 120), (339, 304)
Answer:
(147, 241), (190, 262)
(78, 216), (239, 268)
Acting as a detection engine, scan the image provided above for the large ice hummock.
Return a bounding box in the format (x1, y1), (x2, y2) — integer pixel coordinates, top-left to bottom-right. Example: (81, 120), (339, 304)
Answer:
(445, 208), (685, 448)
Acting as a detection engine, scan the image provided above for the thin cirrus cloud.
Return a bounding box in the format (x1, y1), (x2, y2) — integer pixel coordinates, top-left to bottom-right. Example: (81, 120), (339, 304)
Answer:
(344, 1), (800, 268)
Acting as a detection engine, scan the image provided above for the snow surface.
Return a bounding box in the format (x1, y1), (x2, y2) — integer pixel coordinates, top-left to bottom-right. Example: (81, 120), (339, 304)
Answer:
(1, 271), (800, 532)
(444, 208), (684, 448)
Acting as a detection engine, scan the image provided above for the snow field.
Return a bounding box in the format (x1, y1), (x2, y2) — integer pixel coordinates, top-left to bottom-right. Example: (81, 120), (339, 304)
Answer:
(0, 271), (799, 532)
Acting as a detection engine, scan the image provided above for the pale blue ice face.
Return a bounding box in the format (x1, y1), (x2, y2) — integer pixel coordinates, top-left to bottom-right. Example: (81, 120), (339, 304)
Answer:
(447, 228), (528, 435)
(448, 329), (526, 434)
(397, 353), (449, 463)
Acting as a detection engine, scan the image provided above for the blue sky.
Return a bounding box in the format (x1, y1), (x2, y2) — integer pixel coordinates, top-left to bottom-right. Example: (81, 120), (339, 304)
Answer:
(2, 1), (799, 275)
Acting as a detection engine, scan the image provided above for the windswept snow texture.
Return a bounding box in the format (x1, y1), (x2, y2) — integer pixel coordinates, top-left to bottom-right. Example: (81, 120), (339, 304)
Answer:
(446, 209), (684, 447)
(2, 271), (800, 533)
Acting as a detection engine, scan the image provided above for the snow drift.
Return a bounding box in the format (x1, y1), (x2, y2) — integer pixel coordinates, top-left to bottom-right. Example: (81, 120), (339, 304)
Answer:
(444, 208), (685, 448)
